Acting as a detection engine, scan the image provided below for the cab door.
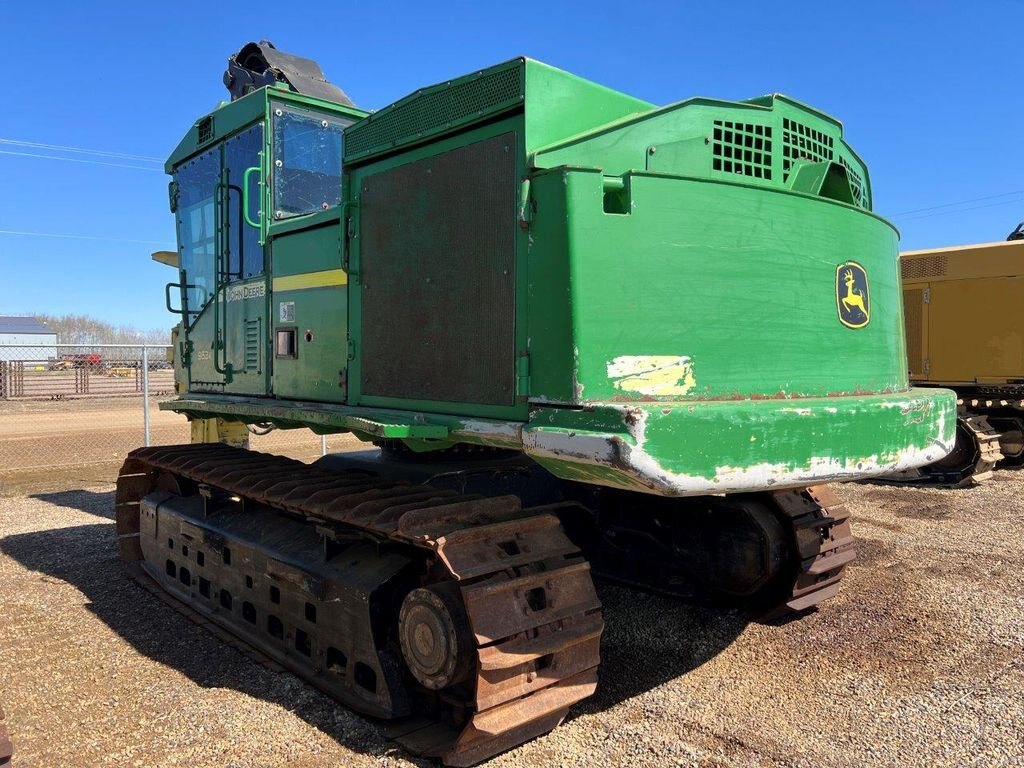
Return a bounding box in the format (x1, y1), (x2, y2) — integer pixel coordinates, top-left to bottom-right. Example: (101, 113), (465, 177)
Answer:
(266, 102), (351, 403)
(220, 124), (269, 395)
(173, 124), (268, 395)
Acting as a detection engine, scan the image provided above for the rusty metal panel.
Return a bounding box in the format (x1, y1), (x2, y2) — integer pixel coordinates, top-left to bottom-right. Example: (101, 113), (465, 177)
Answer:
(359, 132), (518, 405)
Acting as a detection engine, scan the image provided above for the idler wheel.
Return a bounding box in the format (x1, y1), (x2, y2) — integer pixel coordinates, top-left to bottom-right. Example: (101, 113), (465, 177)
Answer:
(988, 417), (1024, 463)
(399, 583), (473, 690)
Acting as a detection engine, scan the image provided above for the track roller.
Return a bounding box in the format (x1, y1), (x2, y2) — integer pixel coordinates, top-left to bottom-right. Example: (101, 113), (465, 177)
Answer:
(399, 583), (474, 690)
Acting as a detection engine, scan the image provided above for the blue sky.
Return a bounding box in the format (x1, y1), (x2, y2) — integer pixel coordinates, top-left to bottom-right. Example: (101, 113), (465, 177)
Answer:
(1, 1), (1021, 330)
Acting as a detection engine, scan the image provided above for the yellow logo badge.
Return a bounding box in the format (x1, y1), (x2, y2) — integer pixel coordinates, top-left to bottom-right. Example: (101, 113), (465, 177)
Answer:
(836, 261), (870, 329)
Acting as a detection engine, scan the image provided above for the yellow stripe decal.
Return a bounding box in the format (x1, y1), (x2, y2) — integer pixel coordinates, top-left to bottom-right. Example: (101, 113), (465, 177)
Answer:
(272, 268), (348, 292)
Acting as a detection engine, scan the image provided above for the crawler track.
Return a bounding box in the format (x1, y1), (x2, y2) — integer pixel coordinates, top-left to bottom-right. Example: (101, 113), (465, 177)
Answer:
(768, 484), (857, 616)
(582, 484), (856, 618)
(115, 444), (602, 767)
(876, 413), (1002, 487)
(114, 444), (854, 764)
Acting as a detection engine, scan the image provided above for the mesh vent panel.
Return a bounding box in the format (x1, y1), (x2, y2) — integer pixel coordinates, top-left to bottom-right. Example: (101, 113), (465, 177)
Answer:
(197, 116), (214, 145)
(782, 117), (834, 180)
(902, 255), (948, 280)
(711, 120), (773, 180)
(359, 133), (517, 405)
(346, 67), (524, 160)
(840, 156), (869, 208)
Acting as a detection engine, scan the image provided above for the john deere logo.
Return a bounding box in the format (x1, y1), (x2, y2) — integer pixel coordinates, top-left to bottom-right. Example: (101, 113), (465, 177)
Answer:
(836, 261), (870, 329)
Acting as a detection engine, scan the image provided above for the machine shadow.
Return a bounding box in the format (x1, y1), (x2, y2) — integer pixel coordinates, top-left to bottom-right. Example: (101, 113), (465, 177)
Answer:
(576, 584), (748, 717)
(0, 518), (747, 759)
(29, 489), (115, 520)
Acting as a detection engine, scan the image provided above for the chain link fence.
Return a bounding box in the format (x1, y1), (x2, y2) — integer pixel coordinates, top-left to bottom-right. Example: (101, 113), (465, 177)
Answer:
(0, 344), (358, 495)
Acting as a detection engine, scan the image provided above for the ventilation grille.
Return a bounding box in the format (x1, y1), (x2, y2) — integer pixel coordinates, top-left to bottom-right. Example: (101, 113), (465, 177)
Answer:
(711, 120), (773, 180)
(782, 117), (834, 180)
(244, 319), (261, 372)
(840, 156), (869, 208)
(360, 133), (517, 405)
(902, 289), (925, 378)
(197, 116), (214, 145)
(345, 66), (524, 161)
(902, 254), (948, 281)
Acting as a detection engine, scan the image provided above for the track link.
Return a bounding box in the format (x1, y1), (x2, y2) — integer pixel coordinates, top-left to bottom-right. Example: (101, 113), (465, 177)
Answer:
(767, 485), (856, 617)
(115, 444), (602, 767)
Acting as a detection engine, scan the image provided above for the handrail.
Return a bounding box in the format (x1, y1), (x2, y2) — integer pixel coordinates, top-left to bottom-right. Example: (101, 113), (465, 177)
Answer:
(243, 165), (262, 232)
(212, 180), (233, 382)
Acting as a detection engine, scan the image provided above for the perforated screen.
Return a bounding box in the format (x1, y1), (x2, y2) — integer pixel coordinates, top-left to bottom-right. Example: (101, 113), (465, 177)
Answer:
(711, 120), (773, 180)
(359, 132), (518, 405)
(345, 67), (524, 161)
(782, 117), (835, 180)
(902, 255), (948, 281)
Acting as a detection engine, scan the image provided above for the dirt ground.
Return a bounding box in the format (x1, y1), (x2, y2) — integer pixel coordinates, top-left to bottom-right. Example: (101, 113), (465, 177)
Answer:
(0, 400), (354, 496)
(0, 473), (1021, 768)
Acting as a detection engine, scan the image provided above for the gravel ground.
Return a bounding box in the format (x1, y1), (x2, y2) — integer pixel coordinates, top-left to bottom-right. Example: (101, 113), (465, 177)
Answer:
(0, 476), (1022, 768)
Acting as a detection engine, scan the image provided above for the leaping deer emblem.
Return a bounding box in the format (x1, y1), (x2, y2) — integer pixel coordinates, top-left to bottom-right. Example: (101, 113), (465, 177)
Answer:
(836, 263), (870, 329)
(841, 269), (867, 317)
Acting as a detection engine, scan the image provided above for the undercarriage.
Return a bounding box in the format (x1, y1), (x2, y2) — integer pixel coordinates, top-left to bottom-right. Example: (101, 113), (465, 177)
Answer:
(116, 443), (855, 765)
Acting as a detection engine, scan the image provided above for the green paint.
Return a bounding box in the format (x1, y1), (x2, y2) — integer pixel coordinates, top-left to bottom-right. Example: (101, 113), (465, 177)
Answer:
(526, 168), (904, 403)
(522, 390), (955, 494)
(160, 54), (956, 498)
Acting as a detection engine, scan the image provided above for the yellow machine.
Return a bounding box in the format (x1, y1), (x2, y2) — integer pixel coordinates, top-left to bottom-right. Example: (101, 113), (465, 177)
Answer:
(901, 239), (1024, 482)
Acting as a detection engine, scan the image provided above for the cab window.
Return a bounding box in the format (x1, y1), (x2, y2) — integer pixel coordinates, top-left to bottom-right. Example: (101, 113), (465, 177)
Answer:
(174, 149), (218, 323)
(271, 103), (352, 219)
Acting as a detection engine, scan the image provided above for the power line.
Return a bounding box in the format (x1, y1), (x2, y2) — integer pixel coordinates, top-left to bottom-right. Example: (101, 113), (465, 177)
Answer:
(0, 138), (163, 163)
(892, 195), (1024, 223)
(0, 149), (162, 172)
(889, 189), (1024, 218)
(0, 229), (169, 245)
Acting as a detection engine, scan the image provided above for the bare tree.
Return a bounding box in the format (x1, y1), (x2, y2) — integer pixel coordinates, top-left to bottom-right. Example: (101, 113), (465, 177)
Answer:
(36, 314), (171, 345)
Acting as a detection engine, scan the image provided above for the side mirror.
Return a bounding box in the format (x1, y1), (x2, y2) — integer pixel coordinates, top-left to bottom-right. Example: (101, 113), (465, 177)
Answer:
(168, 180), (179, 213)
(165, 282), (184, 314)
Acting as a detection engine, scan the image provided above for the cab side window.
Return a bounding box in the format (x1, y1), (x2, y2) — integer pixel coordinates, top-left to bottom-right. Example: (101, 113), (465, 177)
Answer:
(271, 104), (351, 219)
(174, 149), (218, 324)
(224, 124), (265, 281)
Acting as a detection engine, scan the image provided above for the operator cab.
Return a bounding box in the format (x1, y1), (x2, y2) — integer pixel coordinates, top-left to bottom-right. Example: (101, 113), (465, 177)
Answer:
(162, 42), (365, 397)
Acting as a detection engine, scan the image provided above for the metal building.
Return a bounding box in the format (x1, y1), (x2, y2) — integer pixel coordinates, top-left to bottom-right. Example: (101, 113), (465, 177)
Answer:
(0, 316), (58, 362)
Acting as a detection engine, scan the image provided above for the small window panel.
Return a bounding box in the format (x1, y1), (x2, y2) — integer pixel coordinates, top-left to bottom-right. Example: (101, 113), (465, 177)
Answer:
(276, 328), (297, 359)
(271, 104), (354, 219)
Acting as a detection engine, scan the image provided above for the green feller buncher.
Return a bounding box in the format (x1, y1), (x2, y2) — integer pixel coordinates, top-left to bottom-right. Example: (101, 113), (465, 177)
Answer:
(116, 41), (956, 765)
